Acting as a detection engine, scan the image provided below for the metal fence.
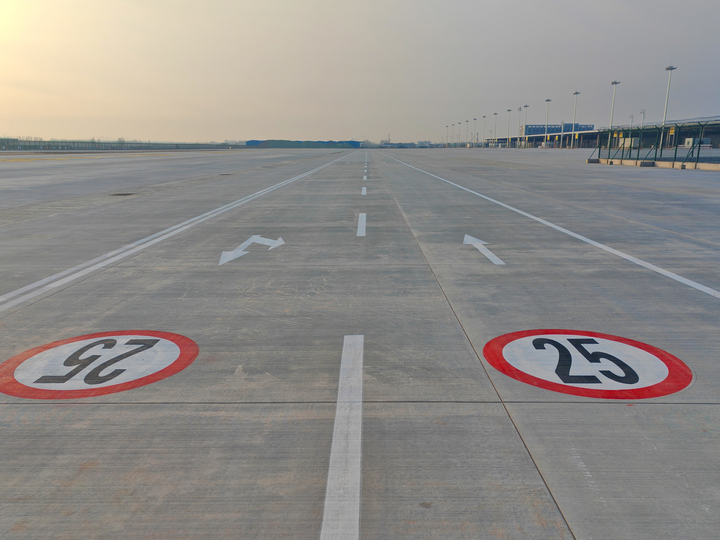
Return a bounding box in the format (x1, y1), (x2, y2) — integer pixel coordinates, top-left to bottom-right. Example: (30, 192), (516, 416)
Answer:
(590, 116), (720, 165)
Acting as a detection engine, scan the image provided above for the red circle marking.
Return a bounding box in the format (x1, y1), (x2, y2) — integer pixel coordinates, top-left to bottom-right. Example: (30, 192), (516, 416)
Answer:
(483, 329), (693, 399)
(0, 330), (199, 400)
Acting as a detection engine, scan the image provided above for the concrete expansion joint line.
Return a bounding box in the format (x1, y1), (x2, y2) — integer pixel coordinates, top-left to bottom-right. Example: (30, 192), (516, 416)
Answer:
(374, 155), (505, 402)
(375, 150), (578, 539)
(6, 399), (712, 407)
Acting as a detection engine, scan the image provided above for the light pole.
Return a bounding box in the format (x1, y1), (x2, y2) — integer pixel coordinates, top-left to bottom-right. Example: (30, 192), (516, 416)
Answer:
(493, 113), (498, 147)
(446, 125), (449, 148)
(571, 91), (580, 149)
(660, 65), (677, 158)
(639, 109), (645, 151)
(452, 124), (455, 147)
(544, 99), (551, 148)
(482, 116), (486, 147)
(473, 118), (477, 148)
(465, 120), (469, 148)
(506, 109), (512, 148)
(609, 81), (620, 158)
(517, 107), (522, 148)
(523, 105), (529, 146)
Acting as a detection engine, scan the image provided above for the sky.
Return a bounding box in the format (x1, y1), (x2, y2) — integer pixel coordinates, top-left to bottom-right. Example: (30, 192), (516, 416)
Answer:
(1, 0), (718, 143)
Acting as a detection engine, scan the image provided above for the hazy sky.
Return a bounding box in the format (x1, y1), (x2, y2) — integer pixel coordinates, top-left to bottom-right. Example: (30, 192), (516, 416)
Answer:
(1, 0), (718, 143)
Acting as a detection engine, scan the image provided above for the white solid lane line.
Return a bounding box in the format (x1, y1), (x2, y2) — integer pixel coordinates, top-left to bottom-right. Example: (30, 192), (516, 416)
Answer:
(320, 335), (364, 540)
(356, 213), (366, 237)
(361, 187), (367, 195)
(0, 152), (357, 314)
(382, 153), (720, 300)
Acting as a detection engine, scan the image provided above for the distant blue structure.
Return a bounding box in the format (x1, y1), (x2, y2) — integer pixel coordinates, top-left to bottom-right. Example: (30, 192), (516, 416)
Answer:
(522, 124), (594, 136)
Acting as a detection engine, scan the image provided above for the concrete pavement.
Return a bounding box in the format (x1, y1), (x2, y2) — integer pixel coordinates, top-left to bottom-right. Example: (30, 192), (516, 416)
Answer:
(0, 148), (717, 538)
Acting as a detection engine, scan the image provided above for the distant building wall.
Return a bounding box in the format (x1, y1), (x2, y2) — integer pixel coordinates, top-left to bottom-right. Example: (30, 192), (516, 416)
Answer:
(521, 124), (594, 136)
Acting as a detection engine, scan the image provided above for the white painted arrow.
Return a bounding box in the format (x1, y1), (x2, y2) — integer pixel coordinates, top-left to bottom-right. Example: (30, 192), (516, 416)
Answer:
(463, 234), (505, 265)
(219, 235), (285, 266)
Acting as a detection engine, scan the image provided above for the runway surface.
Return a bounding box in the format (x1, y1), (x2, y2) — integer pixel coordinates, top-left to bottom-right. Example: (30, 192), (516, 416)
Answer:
(0, 148), (718, 539)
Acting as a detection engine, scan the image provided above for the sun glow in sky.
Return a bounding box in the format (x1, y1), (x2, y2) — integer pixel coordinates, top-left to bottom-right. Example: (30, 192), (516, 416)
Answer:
(1, 0), (718, 142)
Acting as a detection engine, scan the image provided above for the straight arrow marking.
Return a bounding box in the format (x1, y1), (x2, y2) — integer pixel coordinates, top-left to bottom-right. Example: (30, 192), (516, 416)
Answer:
(463, 234), (505, 265)
(219, 235), (285, 266)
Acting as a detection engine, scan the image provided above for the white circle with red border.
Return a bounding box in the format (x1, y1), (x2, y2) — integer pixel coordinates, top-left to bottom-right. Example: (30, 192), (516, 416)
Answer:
(483, 330), (692, 399)
(0, 331), (199, 399)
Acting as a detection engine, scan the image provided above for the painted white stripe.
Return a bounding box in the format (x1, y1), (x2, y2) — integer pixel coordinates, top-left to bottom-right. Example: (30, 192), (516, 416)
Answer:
(356, 213), (366, 237)
(0, 152), (356, 314)
(382, 153), (720, 300)
(475, 244), (505, 265)
(361, 187), (367, 195)
(363, 175), (367, 180)
(320, 335), (364, 540)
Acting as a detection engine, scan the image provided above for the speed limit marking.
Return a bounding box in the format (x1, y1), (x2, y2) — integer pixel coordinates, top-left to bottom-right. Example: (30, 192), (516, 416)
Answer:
(483, 330), (692, 399)
(0, 331), (199, 400)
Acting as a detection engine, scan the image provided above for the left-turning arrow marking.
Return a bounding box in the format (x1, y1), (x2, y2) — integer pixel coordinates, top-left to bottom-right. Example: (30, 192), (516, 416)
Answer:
(219, 235), (285, 266)
(463, 234), (505, 265)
